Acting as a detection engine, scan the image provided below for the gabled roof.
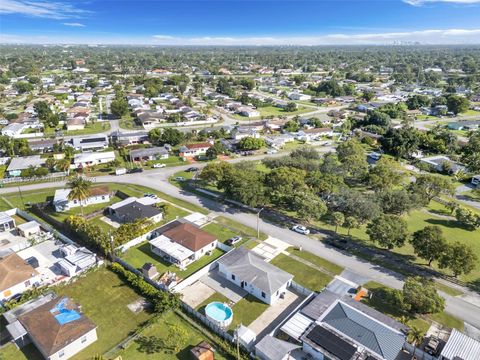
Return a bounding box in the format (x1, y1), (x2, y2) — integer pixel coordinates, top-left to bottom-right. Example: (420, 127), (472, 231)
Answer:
(255, 335), (300, 360)
(440, 328), (480, 360)
(218, 247), (293, 295)
(320, 300), (406, 360)
(162, 223), (216, 252)
(18, 297), (96, 357)
(0, 253), (38, 292)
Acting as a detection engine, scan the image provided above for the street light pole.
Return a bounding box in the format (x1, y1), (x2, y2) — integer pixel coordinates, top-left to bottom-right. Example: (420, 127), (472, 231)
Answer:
(256, 207), (264, 239)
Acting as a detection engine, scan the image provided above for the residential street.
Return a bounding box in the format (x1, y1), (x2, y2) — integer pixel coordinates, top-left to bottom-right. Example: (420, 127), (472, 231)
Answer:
(2, 162), (480, 331)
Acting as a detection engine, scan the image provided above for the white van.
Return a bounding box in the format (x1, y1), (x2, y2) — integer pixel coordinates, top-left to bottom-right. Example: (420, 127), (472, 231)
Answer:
(115, 167), (127, 176)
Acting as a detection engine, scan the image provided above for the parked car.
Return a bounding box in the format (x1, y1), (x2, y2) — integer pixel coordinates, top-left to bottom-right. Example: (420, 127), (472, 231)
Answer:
(115, 167), (127, 176)
(291, 225), (310, 235)
(266, 149), (278, 154)
(143, 193), (158, 199)
(175, 176), (185, 182)
(186, 167), (198, 172)
(425, 337), (440, 355)
(153, 163), (166, 168)
(225, 236), (242, 246)
(128, 168), (143, 174)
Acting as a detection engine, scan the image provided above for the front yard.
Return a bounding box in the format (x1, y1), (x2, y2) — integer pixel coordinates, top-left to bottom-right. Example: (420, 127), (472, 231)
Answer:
(270, 253), (334, 291)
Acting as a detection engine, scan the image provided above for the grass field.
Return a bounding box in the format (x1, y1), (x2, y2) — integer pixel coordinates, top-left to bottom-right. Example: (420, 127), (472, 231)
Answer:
(318, 200), (480, 284)
(114, 311), (229, 360)
(270, 253), (333, 291)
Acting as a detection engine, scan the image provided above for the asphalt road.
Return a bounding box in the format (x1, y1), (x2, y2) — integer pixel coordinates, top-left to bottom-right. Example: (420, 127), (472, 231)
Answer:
(2, 156), (480, 330)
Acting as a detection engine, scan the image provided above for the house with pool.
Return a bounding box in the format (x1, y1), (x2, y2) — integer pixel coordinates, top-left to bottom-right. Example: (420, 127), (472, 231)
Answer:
(217, 247), (293, 305)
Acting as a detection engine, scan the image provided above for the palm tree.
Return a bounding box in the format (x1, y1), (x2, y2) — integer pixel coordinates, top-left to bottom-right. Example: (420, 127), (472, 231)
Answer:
(57, 158), (71, 175)
(408, 326), (424, 360)
(67, 176), (92, 216)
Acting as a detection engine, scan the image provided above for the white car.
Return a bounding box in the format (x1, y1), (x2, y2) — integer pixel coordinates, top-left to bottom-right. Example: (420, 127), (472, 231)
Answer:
(291, 225), (310, 235)
(153, 163), (166, 168)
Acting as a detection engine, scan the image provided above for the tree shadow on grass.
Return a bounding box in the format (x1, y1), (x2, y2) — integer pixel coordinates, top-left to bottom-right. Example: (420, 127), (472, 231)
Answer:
(425, 218), (473, 231)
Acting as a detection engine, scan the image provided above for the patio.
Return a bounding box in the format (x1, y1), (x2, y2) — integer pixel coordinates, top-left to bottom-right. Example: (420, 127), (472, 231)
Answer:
(200, 270), (247, 304)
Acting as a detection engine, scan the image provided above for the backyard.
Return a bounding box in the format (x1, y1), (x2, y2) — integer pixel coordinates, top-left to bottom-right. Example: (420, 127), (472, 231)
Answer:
(113, 311), (230, 360)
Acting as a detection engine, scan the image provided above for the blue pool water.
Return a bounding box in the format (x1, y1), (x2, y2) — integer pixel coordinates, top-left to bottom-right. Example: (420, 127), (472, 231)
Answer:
(205, 302), (233, 321)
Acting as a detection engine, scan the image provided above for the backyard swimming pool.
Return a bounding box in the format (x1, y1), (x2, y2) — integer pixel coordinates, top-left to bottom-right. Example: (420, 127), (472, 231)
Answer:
(205, 301), (233, 328)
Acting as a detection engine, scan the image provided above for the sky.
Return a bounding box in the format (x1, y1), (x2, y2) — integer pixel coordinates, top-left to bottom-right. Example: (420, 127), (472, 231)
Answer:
(0, 0), (480, 45)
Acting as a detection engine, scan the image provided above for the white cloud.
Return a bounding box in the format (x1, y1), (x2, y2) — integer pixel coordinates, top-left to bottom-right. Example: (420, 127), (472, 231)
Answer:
(404, 0), (480, 6)
(0, 0), (90, 19)
(1, 28), (480, 45)
(63, 22), (85, 27)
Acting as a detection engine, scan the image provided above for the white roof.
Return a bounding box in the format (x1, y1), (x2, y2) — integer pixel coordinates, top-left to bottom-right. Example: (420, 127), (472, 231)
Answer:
(17, 221), (40, 232)
(53, 189), (70, 204)
(149, 235), (194, 262)
(0, 212), (14, 225)
(108, 197), (137, 210)
(280, 312), (313, 340)
(57, 258), (77, 272)
(440, 329), (480, 360)
(73, 151), (115, 164)
(237, 325), (256, 345)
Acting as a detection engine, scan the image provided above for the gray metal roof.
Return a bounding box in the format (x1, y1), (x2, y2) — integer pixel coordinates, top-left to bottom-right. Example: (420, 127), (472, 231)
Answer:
(7, 155), (44, 171)
(440, 329), (480, 360)
(255, 335), (300, 360)
(301, 290), (339, 320)
(321, 301), (406, 360)
(130, 147), (168, 158)
(218, 247), (293, 295)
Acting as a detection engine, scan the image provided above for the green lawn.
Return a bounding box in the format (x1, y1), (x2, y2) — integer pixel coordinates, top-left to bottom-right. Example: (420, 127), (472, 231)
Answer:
(270, 253), (333, 291)
(323, 200), (480, 283)
(203, 222), (238, 242)
(363, 281), (464, 333)
(0, 344), (43, 360)
(120, 116), (143, 130)
(64, 121), (111, 136)
(113, 311), (229, 360)
(56, 268), (153, 360)
(287, 247), (344, 275)
(122, 243), (225, 280)
(149, 156), (186, 168)
(196, 293), (268, 332)
(232, 105), (311, 120)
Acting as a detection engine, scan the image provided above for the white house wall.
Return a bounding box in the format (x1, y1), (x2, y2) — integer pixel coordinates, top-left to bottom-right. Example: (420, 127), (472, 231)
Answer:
(47, 328), (97, 360)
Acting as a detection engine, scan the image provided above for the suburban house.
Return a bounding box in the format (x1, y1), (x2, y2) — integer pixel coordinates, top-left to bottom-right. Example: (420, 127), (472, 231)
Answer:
(0, 253), (40, 301)
(149, 222), (217, 268)
(0, 211), (16, 232)
(72, 151), (116, 169)
(4, 295), (97, 360)
(255, 335), (300, 360)
(447, 120), (480, 131)
(179, 142), (212, 157)
(237, 107), (260, 118)
(56, 245), (97, 277)
(279, 290), (408, 360)
(137, 111), (166, 127)
(107, 196), (163, 224)
(28, 139), (58, 153)
(66, 117), (85, 131)
(439, 328), (480, 360)
(419, 155), (466, 174)
(52, 186), (112, 212)
(1, 123), (28, 137)
(6, 155), (45, 177)
(265, 134), (295, 149)
(288, 92), (311, 101)
(111, 130), (149, 146)
(129, 147), (169, 162)
(70, 135), (109, 152)
(217, 247), (293, 304)
(296, 128), (334, 142)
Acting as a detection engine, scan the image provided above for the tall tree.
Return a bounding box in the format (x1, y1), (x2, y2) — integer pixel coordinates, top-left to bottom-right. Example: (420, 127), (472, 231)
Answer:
(439, 242), (477, 278)
(367, 214), (409, 249)
(410, 226), (447, 266)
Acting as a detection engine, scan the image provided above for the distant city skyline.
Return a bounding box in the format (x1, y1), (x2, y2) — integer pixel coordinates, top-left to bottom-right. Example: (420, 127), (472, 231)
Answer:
(1, 0), (480, 45)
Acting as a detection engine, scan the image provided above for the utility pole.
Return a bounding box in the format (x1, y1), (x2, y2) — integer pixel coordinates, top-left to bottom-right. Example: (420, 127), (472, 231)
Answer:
(256, 207), (264, 239)
(18, 186), (25, 209)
